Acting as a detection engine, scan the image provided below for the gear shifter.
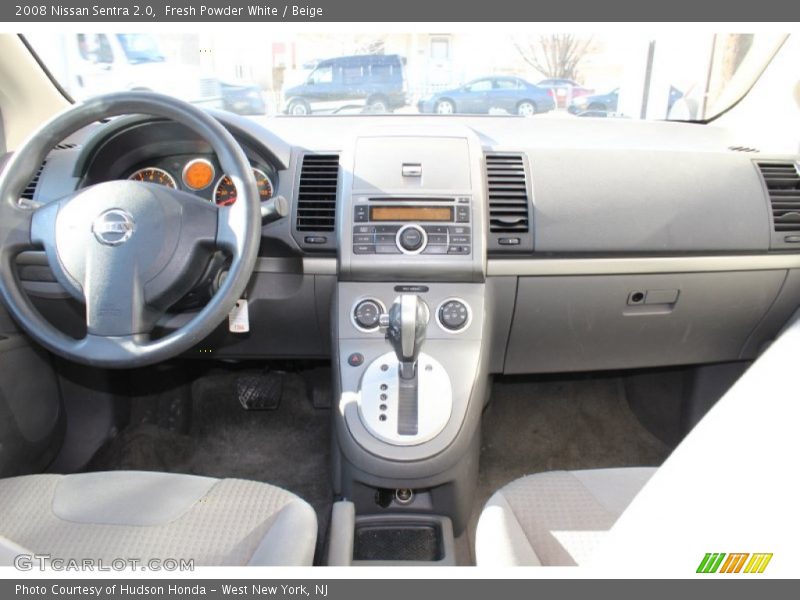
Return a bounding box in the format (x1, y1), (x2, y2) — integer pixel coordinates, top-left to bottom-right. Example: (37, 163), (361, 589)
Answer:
(379, 295), (430, 436)
(384, 295), (429, 379)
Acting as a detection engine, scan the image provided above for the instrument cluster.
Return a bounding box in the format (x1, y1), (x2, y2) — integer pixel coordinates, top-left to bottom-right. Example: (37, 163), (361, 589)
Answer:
(126, 156), (276, 206)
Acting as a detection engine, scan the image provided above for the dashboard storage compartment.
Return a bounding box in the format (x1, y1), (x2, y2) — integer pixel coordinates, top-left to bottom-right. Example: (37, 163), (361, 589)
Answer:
(504, 270), (787, 373)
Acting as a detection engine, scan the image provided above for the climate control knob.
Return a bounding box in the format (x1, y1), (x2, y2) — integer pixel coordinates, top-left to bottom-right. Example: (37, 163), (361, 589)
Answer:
(353, 299), (383, 331)
(437, 299), (470, 332)
(397, 225), (427, 253)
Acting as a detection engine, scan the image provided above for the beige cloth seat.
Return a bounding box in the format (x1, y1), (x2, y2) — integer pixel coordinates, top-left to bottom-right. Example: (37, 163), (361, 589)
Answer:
(0, 471), (317, 566)
(475, 467), (655, 566)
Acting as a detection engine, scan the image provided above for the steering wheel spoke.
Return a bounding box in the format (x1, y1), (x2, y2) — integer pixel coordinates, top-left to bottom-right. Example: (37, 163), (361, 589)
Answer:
(0, 202), (40, 258)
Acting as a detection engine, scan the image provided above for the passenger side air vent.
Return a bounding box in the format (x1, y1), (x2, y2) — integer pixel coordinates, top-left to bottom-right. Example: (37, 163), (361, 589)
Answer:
(21, 161), (46, 201)
(757, 162), (800, 249)
(295, 154), (339, 236)
(485, 153), (533, 253)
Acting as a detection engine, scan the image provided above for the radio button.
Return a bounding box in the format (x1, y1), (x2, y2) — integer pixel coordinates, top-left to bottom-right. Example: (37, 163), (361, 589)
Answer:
(375, 233), (397, 244)
(355, 225), (376, 234)
(447, 245), (470, 255)
(423, 225), (448, 235)
(377, 244), (401, 254)
(422, 245), (447, 255)
(456, 207), (470, 222)
(354, 207), (368, 222)
(427, 233), (448, 245)
(353, 234), (374, 244)
(354, 244), (375, 254)
(449, 226), (470, 235)
(376, 225), (401, 234)
(450, 235), (470, 244)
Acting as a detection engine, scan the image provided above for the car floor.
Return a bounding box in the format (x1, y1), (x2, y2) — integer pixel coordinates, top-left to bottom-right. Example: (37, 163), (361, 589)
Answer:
(86, 365), (333, 563)
(85, 366), (671, 566)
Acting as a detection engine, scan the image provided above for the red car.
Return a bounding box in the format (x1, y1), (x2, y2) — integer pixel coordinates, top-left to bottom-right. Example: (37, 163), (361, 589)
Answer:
(537, 78), (594, 108)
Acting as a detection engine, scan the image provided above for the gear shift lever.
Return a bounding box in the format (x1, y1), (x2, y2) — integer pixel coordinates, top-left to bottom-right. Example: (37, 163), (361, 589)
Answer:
(384, 295), (429, 379)
(380, 295), (429, 436)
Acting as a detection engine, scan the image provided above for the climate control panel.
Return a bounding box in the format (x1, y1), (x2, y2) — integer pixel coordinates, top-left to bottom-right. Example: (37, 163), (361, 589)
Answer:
(350, 295), (472, 335)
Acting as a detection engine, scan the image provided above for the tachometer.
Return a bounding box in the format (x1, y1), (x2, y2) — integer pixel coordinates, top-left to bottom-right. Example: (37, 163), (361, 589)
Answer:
(213, 168), (273, 206)
(128, 167), (177, 188)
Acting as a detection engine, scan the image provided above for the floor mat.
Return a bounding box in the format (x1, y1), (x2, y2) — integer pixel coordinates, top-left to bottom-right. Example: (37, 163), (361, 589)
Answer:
(87, 367), (332, 563)
(467, 373), (672, 562)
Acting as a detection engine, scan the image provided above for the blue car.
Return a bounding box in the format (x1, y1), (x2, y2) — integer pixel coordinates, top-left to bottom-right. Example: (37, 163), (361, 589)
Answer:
(569, 86), (684, 116)
(418, 76), (555, 116)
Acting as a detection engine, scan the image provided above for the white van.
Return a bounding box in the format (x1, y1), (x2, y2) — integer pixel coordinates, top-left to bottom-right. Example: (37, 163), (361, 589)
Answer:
(25, 33), (222, 107)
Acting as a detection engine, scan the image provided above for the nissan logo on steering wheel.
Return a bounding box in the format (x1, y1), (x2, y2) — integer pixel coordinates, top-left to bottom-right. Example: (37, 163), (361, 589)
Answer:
(92, 209), (136, 246)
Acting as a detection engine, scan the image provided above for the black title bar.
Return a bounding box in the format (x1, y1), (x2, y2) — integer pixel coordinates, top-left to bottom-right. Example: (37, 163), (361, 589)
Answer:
(4, 0), (800, 22)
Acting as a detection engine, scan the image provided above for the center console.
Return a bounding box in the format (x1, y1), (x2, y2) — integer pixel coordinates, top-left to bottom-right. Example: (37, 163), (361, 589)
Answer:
(330, 126), (491, 563)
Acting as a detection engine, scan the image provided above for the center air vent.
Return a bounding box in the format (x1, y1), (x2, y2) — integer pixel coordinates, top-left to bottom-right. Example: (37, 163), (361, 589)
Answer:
(296, 153), (339, 234)
(757, 162), (800, 245)
(485, 153), (533, 253)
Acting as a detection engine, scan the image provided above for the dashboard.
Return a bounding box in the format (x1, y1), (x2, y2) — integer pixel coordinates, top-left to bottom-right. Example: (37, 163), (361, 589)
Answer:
(16, 111), (800, 374)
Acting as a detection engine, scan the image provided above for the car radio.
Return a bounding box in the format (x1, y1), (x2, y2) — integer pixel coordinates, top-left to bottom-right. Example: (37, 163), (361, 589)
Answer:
(351, 197), (472, 256)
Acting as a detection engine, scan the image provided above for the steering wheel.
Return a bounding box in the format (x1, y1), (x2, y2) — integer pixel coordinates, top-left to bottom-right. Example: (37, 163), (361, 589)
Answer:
(0, 92), (262, 368)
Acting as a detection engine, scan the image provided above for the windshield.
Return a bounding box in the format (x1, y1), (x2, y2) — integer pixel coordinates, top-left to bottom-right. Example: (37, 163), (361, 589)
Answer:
(115, 34), (165, 64)
(23, 31), (787, 120)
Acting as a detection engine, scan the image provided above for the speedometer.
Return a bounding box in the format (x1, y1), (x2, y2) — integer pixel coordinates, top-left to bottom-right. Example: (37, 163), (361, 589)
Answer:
(213, 168), (273, 206)
(128, 167), (177, 188)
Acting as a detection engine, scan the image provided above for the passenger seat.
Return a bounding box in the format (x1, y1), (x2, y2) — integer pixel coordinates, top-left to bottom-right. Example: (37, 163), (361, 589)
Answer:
(475, 467), (655, 566)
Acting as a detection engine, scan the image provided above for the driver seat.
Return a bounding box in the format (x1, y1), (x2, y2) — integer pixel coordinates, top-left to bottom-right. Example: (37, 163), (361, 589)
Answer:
(0, 471), (317, 566)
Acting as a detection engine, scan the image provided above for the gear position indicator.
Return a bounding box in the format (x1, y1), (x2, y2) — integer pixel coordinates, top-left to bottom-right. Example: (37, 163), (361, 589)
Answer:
(358, 352), (452, 446)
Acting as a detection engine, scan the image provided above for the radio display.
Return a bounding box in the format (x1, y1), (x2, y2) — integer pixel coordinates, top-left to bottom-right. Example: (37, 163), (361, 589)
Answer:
(370, 206), (453, 222)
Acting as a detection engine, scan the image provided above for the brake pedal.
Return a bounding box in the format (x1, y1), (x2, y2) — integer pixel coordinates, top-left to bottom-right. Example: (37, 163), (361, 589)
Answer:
(236, 371), (284, 410)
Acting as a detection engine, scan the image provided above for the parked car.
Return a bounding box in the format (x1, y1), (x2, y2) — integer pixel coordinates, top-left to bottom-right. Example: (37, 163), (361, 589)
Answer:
(568, 86), (684, 117)
(220, 81), (266, 115)
(417, 76), (555, 116)
(283, 54), (407, 115)
(536, 78), (594, 108)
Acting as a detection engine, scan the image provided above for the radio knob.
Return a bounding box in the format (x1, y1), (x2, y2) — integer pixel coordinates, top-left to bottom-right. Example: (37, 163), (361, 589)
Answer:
(397, 225), (426, 253)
